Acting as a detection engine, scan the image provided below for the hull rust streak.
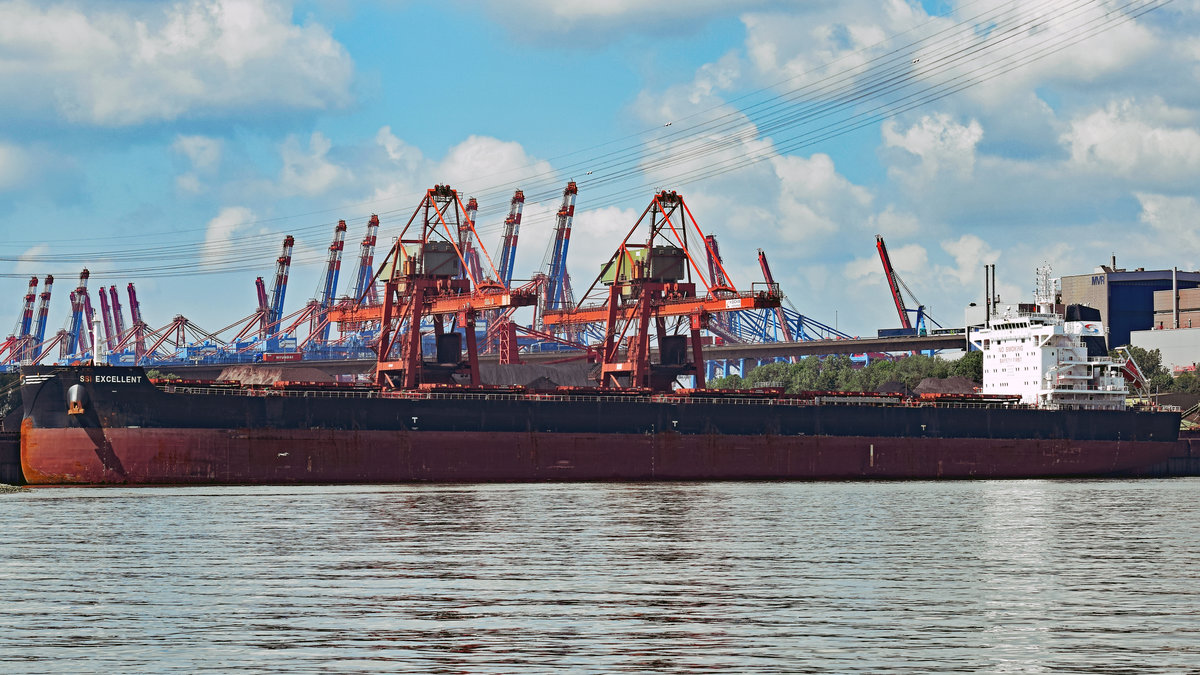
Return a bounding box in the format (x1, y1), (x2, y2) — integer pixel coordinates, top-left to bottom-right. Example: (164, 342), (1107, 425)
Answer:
(19, 366), (1181, 484)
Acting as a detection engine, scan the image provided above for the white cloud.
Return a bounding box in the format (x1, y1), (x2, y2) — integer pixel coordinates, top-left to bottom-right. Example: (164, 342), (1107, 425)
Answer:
(279, 132), (351, 196)
(1062, 98), (1200, 183)
(14, 244), (51, 276)
(201, 206), (257, 269)
(0, 0), (353, 126)
(771, 152), (872, 240)
(741, 0), (928, 88)
(171, 135), (223, 194)
(938, 234), (999, 287)
(0, 142), (29, 191)
(868, 206), (922, 239)
(434, 135), (555, 189)
(469, 0), (781, 43)
(1135, 192), (1200, 259)
(172, 135), (223, 171)
(883, 113), (983, 186)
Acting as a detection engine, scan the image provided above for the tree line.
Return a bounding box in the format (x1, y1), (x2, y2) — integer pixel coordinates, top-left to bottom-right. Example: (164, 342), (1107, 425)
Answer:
(710, 346), (1200, 397)
(707, 351), (983, 393)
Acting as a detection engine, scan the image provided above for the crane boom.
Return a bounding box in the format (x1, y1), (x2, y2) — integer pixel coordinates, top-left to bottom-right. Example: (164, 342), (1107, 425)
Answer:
(351, 215), (380, 304)
(876, 234), (912, 330)
(757, 250), (794, 342)
(497, 190), (524, 288)
(268, 235), (294, 333)
(31, 275), (53, 360)
(109, 285), (126, 344)
(540, 182), (577, 325)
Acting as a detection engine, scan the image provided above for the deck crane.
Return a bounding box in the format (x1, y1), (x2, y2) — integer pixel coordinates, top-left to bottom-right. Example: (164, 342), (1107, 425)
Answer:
(496, 190), (524, 289)
(313, 221), (348, 344)
(542, 189), (781, 391)
(875, 234), (936, 334)
(538, 182), (578, 330)
(328, 185), (536, 388)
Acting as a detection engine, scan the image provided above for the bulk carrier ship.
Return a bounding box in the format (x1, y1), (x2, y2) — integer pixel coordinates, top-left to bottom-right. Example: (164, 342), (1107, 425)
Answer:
(14, 189), (1183, 483)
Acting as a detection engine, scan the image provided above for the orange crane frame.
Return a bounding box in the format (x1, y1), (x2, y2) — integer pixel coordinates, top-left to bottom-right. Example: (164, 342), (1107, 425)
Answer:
(542, 190), (780, 390)
(327, 185), (536, 389)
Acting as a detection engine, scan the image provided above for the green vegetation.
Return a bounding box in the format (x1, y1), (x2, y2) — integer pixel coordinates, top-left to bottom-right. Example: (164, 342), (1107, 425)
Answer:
(710, 346), (1200, 397)
(144, 369), (180, 381)
(708, 351), (984, 393)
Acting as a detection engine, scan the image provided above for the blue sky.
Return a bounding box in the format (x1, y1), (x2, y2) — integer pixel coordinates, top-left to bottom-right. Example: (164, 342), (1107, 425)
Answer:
(3, 0), (1199, 350)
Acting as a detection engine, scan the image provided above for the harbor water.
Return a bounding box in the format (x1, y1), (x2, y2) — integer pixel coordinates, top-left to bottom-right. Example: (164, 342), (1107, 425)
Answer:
(2, 479), (1198, 673)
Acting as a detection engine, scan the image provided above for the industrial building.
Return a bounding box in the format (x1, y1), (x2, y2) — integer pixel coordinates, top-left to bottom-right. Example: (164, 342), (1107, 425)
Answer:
(1128, 286), (1200, 372)
(1060, 261), (1200, 348)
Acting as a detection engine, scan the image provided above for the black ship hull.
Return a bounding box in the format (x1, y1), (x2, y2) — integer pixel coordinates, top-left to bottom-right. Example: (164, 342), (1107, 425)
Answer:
(19, 366), (1182, 484)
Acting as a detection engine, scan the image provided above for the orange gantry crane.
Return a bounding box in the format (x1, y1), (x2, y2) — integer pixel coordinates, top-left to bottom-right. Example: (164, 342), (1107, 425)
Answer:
(541, 189), (782, 391)
(327, 185), (537, 389)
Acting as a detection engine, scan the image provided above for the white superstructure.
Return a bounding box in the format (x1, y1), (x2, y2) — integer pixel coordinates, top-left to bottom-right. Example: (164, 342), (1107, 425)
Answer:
(968, 265), (1129, 410)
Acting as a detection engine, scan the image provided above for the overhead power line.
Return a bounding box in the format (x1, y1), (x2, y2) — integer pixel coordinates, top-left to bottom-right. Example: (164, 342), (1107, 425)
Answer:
(0, 0), (1173, 282)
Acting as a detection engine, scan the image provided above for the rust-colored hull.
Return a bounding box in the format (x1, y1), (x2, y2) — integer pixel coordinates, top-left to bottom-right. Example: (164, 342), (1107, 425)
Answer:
(18, 365), (1183, 484)
(20, 424), (1179, 484)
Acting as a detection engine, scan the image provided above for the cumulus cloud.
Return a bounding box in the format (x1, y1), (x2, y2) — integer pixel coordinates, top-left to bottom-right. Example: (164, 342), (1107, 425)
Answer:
(1135, 192), (1200, 262)
(771, 152), (873, 240)
(1062, 98), (1200, 183)
(0, 139), (81, 202)
(0, 0), (353, 126)
(938, 234), (1000, 287)
(172, 136), (223, 171)
(171, 135), (223, 194)
(435, 136), (555, 188)
(883, 113), (983, 187)
(201, 206), (258, 269)
(279, 132), (351, 196)
(14, 244), (51, 276)
(467, 0), (783, 44)
(0, 142), (30, 192)
(742, 0), (928, 87)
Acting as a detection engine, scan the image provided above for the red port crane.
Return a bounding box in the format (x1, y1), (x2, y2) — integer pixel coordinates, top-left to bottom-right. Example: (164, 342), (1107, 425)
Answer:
(127, 283), (147, 361)
(108, 286), (126, 347)
(30, 275), (54, 362)
(496, 190), (524, 289)
(351, 215), (381, 305)
(876, 234), (912, 330)
(328, 185), (535, 389)
(538, 182), (578, 330)
(757, 250), (795, 343)
(97, 285), (116, 352)
(541, 189), (780, 391)
(268, 235), (294, 334)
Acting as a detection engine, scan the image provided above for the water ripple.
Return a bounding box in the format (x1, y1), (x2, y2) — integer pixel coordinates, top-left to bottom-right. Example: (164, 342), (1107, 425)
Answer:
(2, 480), (1199, 673)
